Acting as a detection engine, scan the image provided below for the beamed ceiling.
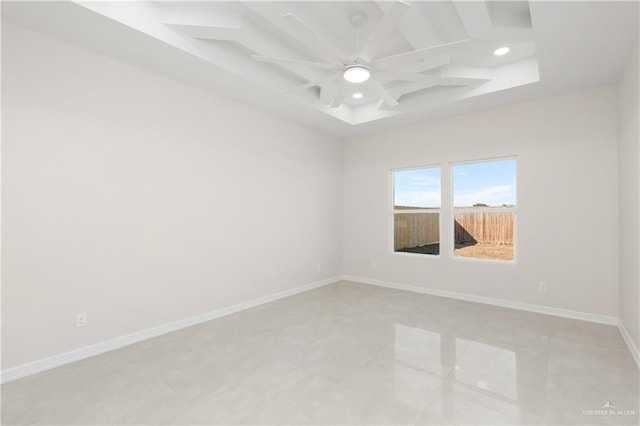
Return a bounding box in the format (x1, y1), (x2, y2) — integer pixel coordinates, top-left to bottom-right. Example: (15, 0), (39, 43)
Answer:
(3, 1), (638, 137)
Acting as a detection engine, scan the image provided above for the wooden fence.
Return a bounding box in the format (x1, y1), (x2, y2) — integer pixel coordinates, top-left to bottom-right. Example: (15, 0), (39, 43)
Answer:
(394, 213), (439, 250)
(394, 211), (514, 250)
(454, 212), (514, 245)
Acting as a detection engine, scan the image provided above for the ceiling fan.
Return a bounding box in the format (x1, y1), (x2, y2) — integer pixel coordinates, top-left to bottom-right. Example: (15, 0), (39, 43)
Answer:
(252, 1), (470, 109)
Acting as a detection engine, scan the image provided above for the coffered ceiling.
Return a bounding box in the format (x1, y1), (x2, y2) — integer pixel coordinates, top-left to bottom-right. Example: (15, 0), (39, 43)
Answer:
(2, 1), (638, 137)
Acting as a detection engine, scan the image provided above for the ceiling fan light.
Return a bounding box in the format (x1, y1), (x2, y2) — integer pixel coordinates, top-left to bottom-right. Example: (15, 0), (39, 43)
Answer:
(343, 66), (370, 83)
(352, 92), (363, 99)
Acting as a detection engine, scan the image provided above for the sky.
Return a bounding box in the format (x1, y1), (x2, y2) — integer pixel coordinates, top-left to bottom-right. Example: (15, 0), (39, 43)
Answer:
(394, 159), (517, 208)
(394, 166), (441, 208)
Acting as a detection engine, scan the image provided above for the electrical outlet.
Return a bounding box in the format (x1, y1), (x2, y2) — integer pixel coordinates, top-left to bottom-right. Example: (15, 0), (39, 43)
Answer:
(76, 312), (87, 328)
(316, 263), (321, 272)
(371, 261), (377, 270)
(539, 282), (547, 292)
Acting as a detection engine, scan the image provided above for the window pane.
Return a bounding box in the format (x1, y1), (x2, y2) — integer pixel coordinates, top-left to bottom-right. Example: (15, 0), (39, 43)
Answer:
(394, 167), (441, 209)
(395, 212), (440, 255)
(454, 211), (514, 261)
(394, 166), (441, 256)
(452, 159), (516, 261)
(453, 159), (516, 207)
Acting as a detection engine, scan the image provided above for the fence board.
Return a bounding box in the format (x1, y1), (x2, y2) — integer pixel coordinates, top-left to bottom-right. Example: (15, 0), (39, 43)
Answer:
(454, 212), (514, 244)
(394, 213), (439, 250)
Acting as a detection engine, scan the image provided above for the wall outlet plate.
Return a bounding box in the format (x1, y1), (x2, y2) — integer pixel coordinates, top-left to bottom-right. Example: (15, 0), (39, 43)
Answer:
(76, 312), (87, 328)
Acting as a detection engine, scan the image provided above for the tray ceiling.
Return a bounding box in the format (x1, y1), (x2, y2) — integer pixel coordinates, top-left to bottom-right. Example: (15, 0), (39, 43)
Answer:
(2, 1), (638, 137)
(73, 0), (539, 126)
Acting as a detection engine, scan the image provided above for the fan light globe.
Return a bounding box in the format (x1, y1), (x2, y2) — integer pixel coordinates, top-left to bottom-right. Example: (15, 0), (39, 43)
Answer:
(343, 66), (370, 83)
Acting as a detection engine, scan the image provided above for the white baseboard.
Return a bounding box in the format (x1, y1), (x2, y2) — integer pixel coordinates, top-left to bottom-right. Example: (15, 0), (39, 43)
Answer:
(619, 321), (640, 370)
(1, 276), (341, 384)
(342, 275), (619, 326)
(4, 275), (631, 382)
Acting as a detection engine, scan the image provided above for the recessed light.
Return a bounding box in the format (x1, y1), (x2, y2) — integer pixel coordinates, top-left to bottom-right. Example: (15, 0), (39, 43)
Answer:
(494, 46), (510, 56)
(343, 65), (371, 83)
(352, 93), (363, 99)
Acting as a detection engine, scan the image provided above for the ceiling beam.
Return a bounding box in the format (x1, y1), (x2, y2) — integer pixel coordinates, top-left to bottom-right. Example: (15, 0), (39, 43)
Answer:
(374, 55), (450, 81)
(330, 79), (348, 108)
(388, 67), (491, 99)
(452, 0), (493, 39)
(160, 4), (329, 88)
(489, 26), (534, 43)
(436, 66), (494, 81)
(379, 71), (442, 85)
(358, 1), (410, 63)
(375, 1), (443, 50)
(319, 82), (338, 105)
(439, 76), (491, 87)
(452, 0), (533, 42)
(389, 81), (440, 99)
(242, 2), (346, 65)
(165, 24), (242, 41)
(157, 8), (241, 29)
(369, 78), (399, 107)
(372, 39), (475, 70)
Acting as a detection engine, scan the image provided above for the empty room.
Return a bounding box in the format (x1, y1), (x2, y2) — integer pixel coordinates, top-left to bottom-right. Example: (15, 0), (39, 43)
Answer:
(1, 1), (639, 425)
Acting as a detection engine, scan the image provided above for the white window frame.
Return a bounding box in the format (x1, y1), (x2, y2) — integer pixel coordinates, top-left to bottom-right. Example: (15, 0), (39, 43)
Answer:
(449, 156), (518, 264)
(390, 164), (442, 258)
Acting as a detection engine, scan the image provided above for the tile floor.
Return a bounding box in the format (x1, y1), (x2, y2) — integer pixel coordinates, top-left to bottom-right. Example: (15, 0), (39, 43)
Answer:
(2, 281), (638, 425)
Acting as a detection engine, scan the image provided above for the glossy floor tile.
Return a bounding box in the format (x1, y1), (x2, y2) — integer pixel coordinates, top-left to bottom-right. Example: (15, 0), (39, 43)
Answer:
(2, 281), (639, 425)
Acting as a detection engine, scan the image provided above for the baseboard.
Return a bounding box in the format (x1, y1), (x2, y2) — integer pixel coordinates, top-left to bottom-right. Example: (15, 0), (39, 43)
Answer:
(342, 275), (619, 326)
(1, 275), (341, 384)
(619, 321), (640, 370)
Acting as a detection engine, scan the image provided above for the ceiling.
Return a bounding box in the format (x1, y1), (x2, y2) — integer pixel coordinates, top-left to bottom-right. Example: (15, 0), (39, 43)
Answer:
(2, 1), (638, 138)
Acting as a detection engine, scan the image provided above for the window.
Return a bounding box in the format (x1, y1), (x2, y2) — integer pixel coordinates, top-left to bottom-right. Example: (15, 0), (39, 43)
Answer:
(392, 166), (441, 256)
(452, 158), (516, 261)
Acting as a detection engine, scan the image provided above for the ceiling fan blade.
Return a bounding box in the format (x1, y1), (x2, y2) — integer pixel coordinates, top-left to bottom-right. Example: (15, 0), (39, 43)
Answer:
(358, 1), (410, 63)
(252, 55), (340, 70)
(372, 39), (474, 70)
(369, 78), (399, 108)
(282, 13), (347, 65)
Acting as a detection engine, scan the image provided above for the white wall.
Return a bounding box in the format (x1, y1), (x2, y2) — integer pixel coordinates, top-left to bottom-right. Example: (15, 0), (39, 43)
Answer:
(1, 22), (343, 370)
(344, 86), (619, 318)
(2, 19), (634, 374)
(618, 40), (640, 351)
